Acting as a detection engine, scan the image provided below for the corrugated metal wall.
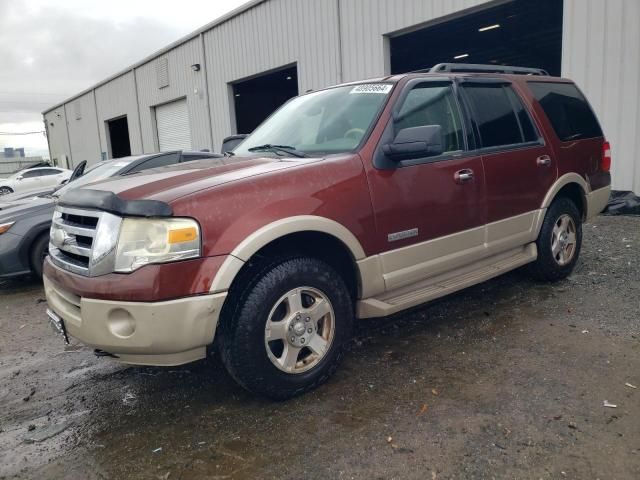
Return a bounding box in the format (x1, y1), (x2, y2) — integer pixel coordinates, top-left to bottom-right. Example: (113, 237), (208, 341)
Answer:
(95, 71), (143, 156)
(562, 0), (640, 193)
(43, 0), (640, 193)
(65, 92), (101, 166)
(339, 0), (493, 81)
(204, 0), (341, 141)
(44, 108), (71, 168)
(134, 37), (211, 153)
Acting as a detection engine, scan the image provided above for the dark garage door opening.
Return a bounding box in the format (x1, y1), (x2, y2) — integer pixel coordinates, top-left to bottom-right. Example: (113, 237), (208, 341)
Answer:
(107, 116), (131, 159)
(390, 0), (563, 76)
(233, 65), (298, 134)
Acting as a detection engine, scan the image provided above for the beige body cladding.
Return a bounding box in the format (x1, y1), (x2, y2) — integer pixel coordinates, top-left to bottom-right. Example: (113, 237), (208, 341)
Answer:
(212, 174), (610, 319)
(43, 176), (610, 366)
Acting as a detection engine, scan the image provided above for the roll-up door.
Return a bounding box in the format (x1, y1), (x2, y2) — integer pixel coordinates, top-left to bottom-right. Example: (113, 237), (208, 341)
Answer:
(155, 98), (192, 151)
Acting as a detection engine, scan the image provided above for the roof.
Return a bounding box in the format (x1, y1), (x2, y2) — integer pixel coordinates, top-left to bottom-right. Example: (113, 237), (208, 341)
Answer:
(43, 0), (269, 114)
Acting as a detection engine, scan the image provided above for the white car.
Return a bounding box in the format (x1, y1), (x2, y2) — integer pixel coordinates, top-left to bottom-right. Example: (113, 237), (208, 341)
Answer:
(0, 167), (72, 196)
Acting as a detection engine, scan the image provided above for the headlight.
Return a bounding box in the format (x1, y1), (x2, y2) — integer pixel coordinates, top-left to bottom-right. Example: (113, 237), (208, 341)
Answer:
(114, 218), (201, 272)
(0, 222), (15, 235)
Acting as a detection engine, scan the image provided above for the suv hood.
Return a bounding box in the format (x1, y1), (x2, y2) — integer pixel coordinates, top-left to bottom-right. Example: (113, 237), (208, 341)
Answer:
(79, 156), (312, 204)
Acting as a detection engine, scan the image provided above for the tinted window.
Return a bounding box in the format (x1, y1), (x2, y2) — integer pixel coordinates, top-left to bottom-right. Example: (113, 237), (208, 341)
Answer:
(528, 82), (603, 141)
(463, 84), (525, 148)
(505, 88), (539, 143)
(39, 168), (62, 176)
(127, 154), (180, 173)
(182, 154), (213, 162)
(22, 170), (42, 178)
(396, 83), (465, 153)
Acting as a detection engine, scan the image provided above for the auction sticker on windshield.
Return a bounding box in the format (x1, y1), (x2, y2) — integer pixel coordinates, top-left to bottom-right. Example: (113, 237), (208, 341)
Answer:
(350, 84), (393, 94)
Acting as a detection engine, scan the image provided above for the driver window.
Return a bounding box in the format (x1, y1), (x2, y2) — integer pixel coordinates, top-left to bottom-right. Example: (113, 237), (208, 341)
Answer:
(396, 84), (465, 154)
(22, 170), (42, 178)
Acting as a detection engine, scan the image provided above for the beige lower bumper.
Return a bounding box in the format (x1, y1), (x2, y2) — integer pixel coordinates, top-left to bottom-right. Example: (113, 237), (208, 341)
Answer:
(43, 275), (227, 366)
(586, 185), (611, 221)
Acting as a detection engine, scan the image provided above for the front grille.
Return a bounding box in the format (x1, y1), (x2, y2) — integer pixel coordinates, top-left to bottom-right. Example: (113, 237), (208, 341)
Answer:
(49, 206), (122, 277)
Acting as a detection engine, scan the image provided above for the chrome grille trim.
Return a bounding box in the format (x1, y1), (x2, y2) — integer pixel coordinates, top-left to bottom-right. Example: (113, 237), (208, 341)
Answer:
(49, 206), (122, 277)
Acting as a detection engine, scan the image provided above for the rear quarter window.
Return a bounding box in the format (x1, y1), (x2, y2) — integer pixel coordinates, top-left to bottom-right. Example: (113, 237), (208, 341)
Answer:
(528, 82), (603, 142)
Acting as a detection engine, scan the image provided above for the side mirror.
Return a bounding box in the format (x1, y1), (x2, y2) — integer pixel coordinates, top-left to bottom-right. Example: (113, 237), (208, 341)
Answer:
(16, 176), (23, 181)
(383, 125), (443, 160)
(221, 134), (249, 154)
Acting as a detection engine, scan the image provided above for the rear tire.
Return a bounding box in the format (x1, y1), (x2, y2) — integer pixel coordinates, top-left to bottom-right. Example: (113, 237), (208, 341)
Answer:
(529, 197), (582, 282)
(218, 256), (353, 400)
(30, 234), (49, 279)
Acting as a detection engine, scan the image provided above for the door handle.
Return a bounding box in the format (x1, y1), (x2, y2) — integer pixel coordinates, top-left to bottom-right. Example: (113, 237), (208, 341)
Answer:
(454, 169), (474, 184)
(537, 155), (552, 166)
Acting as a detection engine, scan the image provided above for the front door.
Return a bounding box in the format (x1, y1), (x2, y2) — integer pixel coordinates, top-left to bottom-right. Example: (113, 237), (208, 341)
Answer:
(364, 80), (486, 292)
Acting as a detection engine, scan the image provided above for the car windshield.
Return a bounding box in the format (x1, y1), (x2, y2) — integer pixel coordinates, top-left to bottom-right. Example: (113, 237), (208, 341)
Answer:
(53, 160), (130, 197)
(233, 83), (393, 156)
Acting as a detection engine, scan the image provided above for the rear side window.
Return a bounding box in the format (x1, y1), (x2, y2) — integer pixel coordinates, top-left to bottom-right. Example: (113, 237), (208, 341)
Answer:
(38, 168), (61, 176)
(528, 82), (603, 141)
(462, 83), (538, 149)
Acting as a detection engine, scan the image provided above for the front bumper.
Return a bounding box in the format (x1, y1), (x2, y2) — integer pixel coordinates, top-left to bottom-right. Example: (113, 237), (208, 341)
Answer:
(43, 272), (227, 366)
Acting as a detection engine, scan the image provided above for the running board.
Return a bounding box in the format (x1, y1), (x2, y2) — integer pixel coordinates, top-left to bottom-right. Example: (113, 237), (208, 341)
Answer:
(357, 243), (537, 318)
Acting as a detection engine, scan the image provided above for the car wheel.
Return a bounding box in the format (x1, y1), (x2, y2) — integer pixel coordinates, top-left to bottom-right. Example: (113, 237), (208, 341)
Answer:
(529, 197), (582, 282)
(0, 186), (13, 195)
(30, 234), (49, 279)
(219, 256), (353, 400)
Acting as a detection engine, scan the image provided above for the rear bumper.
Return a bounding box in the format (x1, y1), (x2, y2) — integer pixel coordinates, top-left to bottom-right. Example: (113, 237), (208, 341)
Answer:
(43, 271), (227, 366)
(586, 185), (611, 221)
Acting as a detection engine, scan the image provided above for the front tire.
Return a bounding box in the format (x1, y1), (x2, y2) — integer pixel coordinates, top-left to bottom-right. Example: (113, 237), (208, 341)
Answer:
(218, 257), (353, 400)
(0, 186), (13, 195)
(529, 197), (582, 282)
(30, 234), (49, 279)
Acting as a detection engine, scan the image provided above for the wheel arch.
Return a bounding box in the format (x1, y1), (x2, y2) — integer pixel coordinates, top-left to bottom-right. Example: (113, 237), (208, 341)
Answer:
(209, 216), (366, 299)
(541, 173), (588, 221)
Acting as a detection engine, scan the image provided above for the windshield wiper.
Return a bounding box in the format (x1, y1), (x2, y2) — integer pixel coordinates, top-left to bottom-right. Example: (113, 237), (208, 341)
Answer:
(247, 144), (308, 158)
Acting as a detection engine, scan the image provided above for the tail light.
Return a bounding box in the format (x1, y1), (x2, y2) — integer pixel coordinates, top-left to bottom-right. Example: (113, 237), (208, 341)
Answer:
(601, 140), (611, 172)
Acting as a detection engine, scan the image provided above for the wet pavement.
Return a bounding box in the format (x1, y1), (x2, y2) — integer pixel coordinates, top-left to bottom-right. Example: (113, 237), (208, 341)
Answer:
(1, 215), (639, 479)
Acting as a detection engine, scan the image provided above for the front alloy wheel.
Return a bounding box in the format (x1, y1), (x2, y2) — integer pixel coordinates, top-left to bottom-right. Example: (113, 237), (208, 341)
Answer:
(265, 287), (335, 374)
(219, 256), (353, 400)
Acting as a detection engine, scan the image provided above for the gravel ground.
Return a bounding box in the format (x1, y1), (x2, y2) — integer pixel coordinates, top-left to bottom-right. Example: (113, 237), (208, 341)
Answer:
(0, 215), (638, 480)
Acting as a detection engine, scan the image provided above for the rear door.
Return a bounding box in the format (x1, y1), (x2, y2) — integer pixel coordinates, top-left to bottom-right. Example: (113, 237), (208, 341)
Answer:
(459, 79), (555, 253)
(38, 168), (66, 187)
(365, 79), (486, 291)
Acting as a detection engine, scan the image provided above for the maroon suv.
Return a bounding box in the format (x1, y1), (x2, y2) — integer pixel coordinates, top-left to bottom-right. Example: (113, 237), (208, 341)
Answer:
(44, 64), (611, 399)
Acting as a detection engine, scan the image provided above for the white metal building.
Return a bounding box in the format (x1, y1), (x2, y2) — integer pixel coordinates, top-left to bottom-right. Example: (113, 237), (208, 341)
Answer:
(43, 0), (640, 193)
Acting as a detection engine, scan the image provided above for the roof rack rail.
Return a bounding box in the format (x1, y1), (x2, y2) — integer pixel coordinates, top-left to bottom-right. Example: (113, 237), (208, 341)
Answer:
(427, 63), (549, 76)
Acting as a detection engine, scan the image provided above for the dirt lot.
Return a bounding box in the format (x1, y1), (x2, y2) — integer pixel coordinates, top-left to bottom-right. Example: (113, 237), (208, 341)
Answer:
(1, 215), (639, 480)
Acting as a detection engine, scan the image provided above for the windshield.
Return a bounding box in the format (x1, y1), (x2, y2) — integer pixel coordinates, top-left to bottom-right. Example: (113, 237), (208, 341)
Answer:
(233, 83), (393, 156)
(53, 160), (129, 197)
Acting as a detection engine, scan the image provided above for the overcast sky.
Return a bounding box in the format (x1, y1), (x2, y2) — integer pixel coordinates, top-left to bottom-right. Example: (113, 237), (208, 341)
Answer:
(0, 0), (246, 157)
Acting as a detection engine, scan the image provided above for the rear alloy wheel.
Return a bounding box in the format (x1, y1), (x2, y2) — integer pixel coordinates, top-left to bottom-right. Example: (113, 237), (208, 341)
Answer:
(0, 186), (13, 195)
(219, 257), (353, 400)
(529, 197), (582, 282)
